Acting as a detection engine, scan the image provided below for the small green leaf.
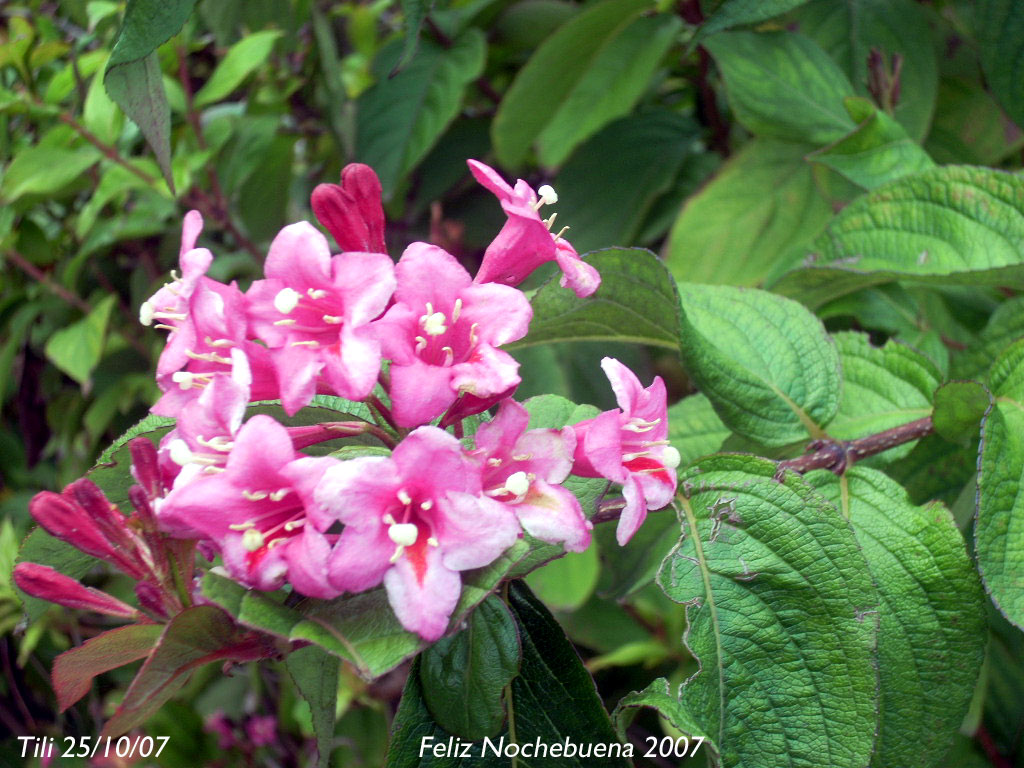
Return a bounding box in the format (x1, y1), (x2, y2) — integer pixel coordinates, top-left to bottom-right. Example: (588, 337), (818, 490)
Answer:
(703, 30), (856, 144)
(286, 645), (340, 768)
(677, 283), (841, 446)
(696, 0), (812, 39)
(933, 380), (992, 444)
(613, 678), (715, 758)
(395, 0), (434, 71)
(656, 455), (878, 768)
(771, 166), (1024, 307)
(509, 248), (681, 351)
(419, 596), (521, 739)
(664, 138), (832, 286)
(193, 30), (282, 107)
(807, 468), (987, 768)
(44, 295), (117, 387)
(1, 145), (102, 201)
(976, 0), (1024, 130)
(977, 338), (1024, 630)
(808, 97), (935, 190)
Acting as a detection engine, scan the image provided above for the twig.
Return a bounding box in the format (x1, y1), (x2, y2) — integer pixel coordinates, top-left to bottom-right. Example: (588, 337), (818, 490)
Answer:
(975, 725), (1013, 768)
(679, 0), (730, 157)
(776, 416), (934, 477)
(58, 112), (160, 187)
(5, 248), (92, 313)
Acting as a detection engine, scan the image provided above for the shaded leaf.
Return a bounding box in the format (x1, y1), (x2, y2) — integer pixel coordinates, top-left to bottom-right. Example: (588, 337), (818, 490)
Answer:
(976, 0), (1024, 130)
(933, 380), (992, 444)
(666, 394), (729, 468)
(286, 644), (340, 768)
(697, 0), (812, 39)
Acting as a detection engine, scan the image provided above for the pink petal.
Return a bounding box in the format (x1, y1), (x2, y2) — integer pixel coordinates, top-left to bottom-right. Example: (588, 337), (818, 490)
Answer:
(389, 360), (457, 428)
(392, 427), (480, 496)
(284, 527), (341, 599)
(435, 492), (520, 571)
(264, 222), (332, 289)
(575, 410), (626, 481)
(320, 325), (381, 402)
(514, 480), (592, 553)
(393, 243), (471, 310)
(328, 524), (394, 592)
(314, 456), (400, 529)
(271, 345), (324, 416)
(384, 546), (462, 641)
(458, 283), (533, 347)
(450, 344), (521, 400)
(14, 563), (138, 618)
(473, 398), (530, 457)
(330, 252), (396, 326)
(467, 159), (515, 201)
(555, 243), (601, 298)
(600, 357), (645, 414)
(311, 163), (388, 254)
(180, 210), (204, 256)
(617, 476), (648, 546)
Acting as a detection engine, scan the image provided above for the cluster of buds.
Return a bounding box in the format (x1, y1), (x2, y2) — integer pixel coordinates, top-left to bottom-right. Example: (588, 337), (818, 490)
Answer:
(24, 160), (679, 642)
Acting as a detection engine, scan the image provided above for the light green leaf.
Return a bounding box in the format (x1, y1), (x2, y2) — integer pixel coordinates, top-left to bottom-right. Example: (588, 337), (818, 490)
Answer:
(825, 332), (940, 463)
(977, 338), (1024, 630)
(976, 0), (1024, 130)
(664, 138), (832, 286)
(524, 546), (599, 611)
(807, 467), (986, 768)
(44, 295), (117, 387)
(656, 455), (878, 768)
(770, 166), (1024, 307)
(492, 0), (653, 168)
(194, 30), (282, 107)
(808, 97), (935, 190)
(357, 31), (485, 196)
(933, 380), (992, 444)
(677, 283), (841, 446)
(285, 645), (340, 768)
(509, 248), (681, 351)
(1, 145), (102, 201)
(792, 0), (938, 141)
(667, 394), (729, 468)
(83, 60), (125, 145)
(703, 30), (856, 144)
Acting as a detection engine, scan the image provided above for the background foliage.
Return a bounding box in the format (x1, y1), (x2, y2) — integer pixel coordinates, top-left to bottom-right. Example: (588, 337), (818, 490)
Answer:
(2, 0), (1024, 766)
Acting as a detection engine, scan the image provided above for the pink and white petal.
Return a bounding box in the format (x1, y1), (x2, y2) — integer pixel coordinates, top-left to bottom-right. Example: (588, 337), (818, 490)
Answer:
(475, 219), (555, 286)
(314, 456), (399, 528)
(370, 303), (420, 365)
(270, 345), (323, 416)
(226, 416), (297, 479)
(280, 456), (340, 514)
(180, 210), (204, 256)
(330, 252), (396, 326)
(245, 278), (292, 346)
(389, 360), (457, 428)
(264, 222), (332, 288)
(473, 398), (529, 457)
(617, 476), (649, 546)
(155, 320), (199, 376)
(514, 480), (591, 553)
(436, 492), (520, 571)
(285, 528), (342, 599)
(555, 244), (601, 298)
(222, 533), (289, 591)
(514, 427), (575, 483)
(328, 525), (394, 593)
(631, 461), (676, 513)
(450, 344), (520, 400)
(392, 426), (479, 495)
(467, 159), (515, 201)
(321, 325), (381, 401)
(394, 243), (471, 309)
(600, 358), (646, 414)
(384, 547), (462, 641)
(576, 410), (627, 481)
(458, 283), (532, 346)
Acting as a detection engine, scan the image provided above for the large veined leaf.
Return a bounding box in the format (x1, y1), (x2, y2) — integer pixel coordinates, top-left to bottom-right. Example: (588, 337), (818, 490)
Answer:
(696, 0), (813, 40)
(509, 248), (681, 351)
(664, 138), (832, 286)
(792, 0), (938, 141)
(807, 468), (986, 768)
(702, 30), (856, 145)
(677, 283), (842, 446)
(976, 0), (1024, 131)
(492, 0), (660, 168)
(385, 582), (629, 767)
(357, 31), (486, 196)
(925, 77), (1024, 166)
(650, 455), (878, 768)
(770, 166), (1024, 307)
(825, 332), (940, 464)
(977, 339), (1024, 630)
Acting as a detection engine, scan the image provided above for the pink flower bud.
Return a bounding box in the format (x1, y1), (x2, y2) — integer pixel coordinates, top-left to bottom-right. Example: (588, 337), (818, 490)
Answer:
(30, 491), (121, 567)
(129, 437), (164, 499)
(134, 581), (169, 619)
(14, 563), (138, 618)
(311, 163), (388, 254)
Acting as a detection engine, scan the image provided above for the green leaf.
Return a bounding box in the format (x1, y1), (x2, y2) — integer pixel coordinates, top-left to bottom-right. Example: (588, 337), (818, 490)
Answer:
(509, 248), (681, 351)
(703, 30), (856, 144)
(976, 0), (1024, 130)
(286, 645), (340, 768)
(666, 394), (729, 468)
(594, 509), (679, 599)
(613, 678), (714, 757)
(419, 595), (521, 740)
(357, 31), (485, 196)
(395, 0), (434, 72)
(1, 145), (102, 201)
(925, 77), (1024, 166)
(792, 0), (938, 141)
(677, 283), (841, 446)
(664, 138), (832, 286)
(933, 380), (992, 444)
(977, 338), (1024, 630)
(554, 111), (698, 253)
(656, 455), (878, 768)
(806, 468), (987, 768)
(193, 30), (282, 107)
(385, 582), (629, 767)
(83, 60), (125, 145)
(53, 624), (164, 712)
(770, 166), (1024, 307)
(105, 0), (197, 188)
(825, 332), (940, 463)
(697, 0), (812, 39)
(44, 295), (116, 387)
(524, 547), (599, 610)
(491, 0), (654, 168)
(888, 434), (977, 508)
(808, 97), (935, 190)
(952, 296), (1024, 380)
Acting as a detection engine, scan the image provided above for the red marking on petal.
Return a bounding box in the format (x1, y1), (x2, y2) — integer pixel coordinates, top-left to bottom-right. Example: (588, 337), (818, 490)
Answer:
(404, 534), (430, 586)
(624, 456), (673, 486)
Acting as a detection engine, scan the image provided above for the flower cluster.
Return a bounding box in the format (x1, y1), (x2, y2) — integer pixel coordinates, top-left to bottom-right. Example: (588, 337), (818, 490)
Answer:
(22, 161), (678, 642)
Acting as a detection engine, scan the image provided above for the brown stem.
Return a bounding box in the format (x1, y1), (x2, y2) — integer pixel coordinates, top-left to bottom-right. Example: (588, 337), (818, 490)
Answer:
(776, 416), (934, 477)
(679, 0), (730, 156)
(975, 725), (1013, 768)
(5, 248), (92, 313)
(58, 112), (160, 186)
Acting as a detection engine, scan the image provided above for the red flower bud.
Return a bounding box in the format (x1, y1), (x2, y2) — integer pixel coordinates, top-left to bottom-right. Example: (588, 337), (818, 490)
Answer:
(311, 163), (387, 254)
(14, 563), (138, 618)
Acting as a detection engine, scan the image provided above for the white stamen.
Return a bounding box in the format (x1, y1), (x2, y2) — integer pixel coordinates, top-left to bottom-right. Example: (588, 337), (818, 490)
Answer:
(168, 439), (194, 466)
(242, 528), (265, 551)
(382, 513), (397, 525)
(442, 346), (454, 366)
(623, 418), (660, 433)
(512, 453), (533, 462)
(206, 337), (234, 347)
(452, 298), (463, 322)
(397, 489), (413, 506)
(291, 340), (320, 347)
(469, 322), (480, 345)
(622, 450), (649, 462)
(269, 488), (291, 501)
(274, 318), (297, 326)
(274, 287), (301, 314)
(543, 212), (557, 231)
(415, 335), (428, 353)
(323, 315), (343, 324)
(196, 435), (234, 452)
(172, 371), (196, 390)
(537, 184), (558, 205)
(487, 457), (502, 467)
(186, 350), (231, 364)
(228, 521), (255, 530)
(422, 311), (448, 336)
(662, 446), (681, 469)
(427, 537), (439, 547)
(284, 519), (305, 531)
(139, 301), (155, 326)
(307, 288), (327, 300)
(388, 523), (419, 547)
(242, 490), (269, 501)
(505, 471), (530, 497)
(420, 500), (434, 511)
(554, 225), (570, 240)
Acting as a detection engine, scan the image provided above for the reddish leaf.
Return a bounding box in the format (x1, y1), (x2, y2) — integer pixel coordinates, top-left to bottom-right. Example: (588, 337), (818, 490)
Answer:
(53, 623), (163, 712)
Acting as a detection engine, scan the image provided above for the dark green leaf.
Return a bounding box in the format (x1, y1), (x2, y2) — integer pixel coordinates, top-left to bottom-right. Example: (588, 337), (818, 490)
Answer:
(697, 0), (812, 39)
(420, 595), (521, 739)
(395, 0), (434, 72)
(976, 0), (1024, 130)
(952, 296), (1024, 380)
(286, 644), (340, 768)
(933, 380), (992, 444)
(925, 77), (1024, 166)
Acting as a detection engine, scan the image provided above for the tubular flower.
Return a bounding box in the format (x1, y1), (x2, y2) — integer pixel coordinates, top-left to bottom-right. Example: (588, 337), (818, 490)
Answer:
(156, 415), (341, 597)
(13, 564), (139, 619)
(311, 163), (389, 254)
(468, 160), (600, 298)
(246, 222), (395, 414)
(374, 243), (532, 427)
(572, 358), (680, 545)
(471, 399), (591, 552)
(314, 427), (520, 641)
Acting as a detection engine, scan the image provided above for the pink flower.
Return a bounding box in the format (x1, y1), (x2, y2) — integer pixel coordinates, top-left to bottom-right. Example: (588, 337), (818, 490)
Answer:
(314, 427), (520, 640)
(572, 358), (680, 545)
(471, 399), (591, 552)
(373, 243), (532, 427)
(245, 715), (278, 748)
(156, 415), (340, 598)
(311, 163), (388, 254)
(14, 563), (139, 619)
(468, 160), (600, 298)
(246, 222), (395, 414)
